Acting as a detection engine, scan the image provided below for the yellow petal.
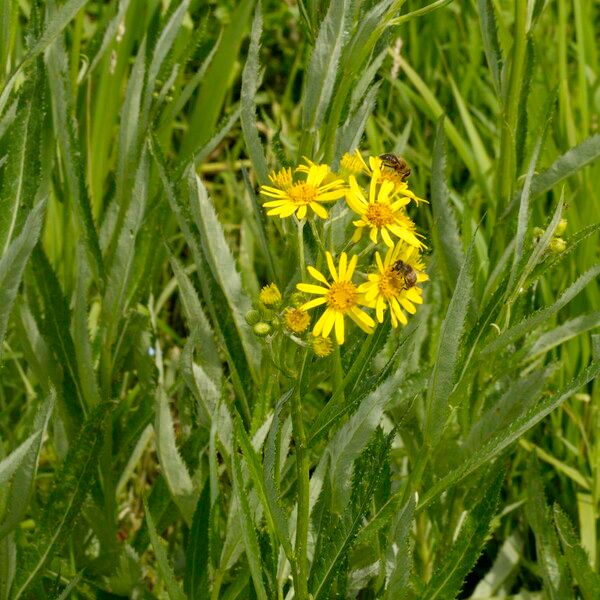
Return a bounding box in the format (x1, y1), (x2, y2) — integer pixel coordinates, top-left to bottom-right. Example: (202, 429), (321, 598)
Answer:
(326, 252), (338, 281)
(322, 309), (336, 338)
(297, 205), (307, 220)
(307, 265), (329, 285)
(381, 227), (394, 248)
(335, 312), (345, 344)
(300, 297), (327, 311)
(346, 254), (358, 280)
(400, 297), (416, 314)
(310, 202), (328, 219)
(338, 252), (348, 279)
(297, 283), (329, 295)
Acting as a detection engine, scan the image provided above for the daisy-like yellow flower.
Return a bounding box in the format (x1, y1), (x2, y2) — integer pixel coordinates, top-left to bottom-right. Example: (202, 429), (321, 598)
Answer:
(283, 307), (310, 333)
(359, 242), (428, 328)
(367, 156), (425, 204)
(296, 251), (375, 344)
(311, 336), (333, 357)
(261, 163), (346, 220)
(346, 173), (425, 248)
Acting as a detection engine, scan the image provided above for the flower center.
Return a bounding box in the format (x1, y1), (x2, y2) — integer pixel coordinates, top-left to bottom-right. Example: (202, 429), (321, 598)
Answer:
(365, 203), (395, 227)
(380, 170), (407, 188)
(377, 270), (403, 299)
(327, 281), (358, 312)
(288, 182), (317, 205)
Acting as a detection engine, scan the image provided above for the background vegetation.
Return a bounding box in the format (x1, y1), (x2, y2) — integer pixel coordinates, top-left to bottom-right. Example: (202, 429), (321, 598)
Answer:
(0, 0), (598, 598)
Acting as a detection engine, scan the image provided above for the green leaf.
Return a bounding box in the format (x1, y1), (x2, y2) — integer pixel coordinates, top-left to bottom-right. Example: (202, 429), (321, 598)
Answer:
(184, 484), (211, 599)
(46, 18), (104, 282)
(310, 430), (391, 600)
(430, 117), (464, 291)
(424, 239), (474, 447)
(0, 200), (46, 356)
(420, 360), (600, 509)
(13, 401), (113, 600)
(479, 264), (600, 361)
(477, 0), (503, 95)
(241, 4), (269, 185)
(530, 134), (600, 199)
(553, 504), (600, 600)
(422, 469), (504, 600)
(154, 387), (198, 526)
(0, 390), (55, 539)
(526, 460), (573, 599)
(0, 60), (46, 255)
(384, 495), (415, 600)
(231, 438), (269, 600)
(187, 171), (261, 379)
(182, 0), (254, 157)
(144, 499), (187, 600)
(302, 0), (349, 132)
(0, 0), (92, 114)
(0, 432), (42, 487)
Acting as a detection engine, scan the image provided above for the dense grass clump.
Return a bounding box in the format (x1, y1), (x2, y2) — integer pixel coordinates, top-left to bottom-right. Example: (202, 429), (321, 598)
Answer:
(0, 1), (598, 598)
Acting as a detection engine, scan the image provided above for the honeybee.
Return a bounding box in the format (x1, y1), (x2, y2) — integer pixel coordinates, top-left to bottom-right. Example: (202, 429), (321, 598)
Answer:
(379, 153), (411, 181)
(391, 259), (417, 289)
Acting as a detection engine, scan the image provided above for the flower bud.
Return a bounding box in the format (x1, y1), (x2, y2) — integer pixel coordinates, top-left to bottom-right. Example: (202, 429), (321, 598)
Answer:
(253, 322), (271, 337)
(548, 237), (567, 254)
(245, 309), (261, 326)
(555, 218), (568, 236)
(259, 283), (282, 307)
(311, 336), (333, 357)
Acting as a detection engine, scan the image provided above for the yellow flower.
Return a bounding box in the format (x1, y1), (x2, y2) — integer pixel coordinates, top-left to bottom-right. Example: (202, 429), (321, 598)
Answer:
(261, 163), (346, 220)
(268, 167), (293, 190)
(311, 336), (333, 357)
(367, 156), (426, 203)
(284, 307), (310, 333)
(359, 243), (428, 328)
(296, 251), (375, 344)
(339, 149), (370, 178)
(346, 173), (424, 248)
(259, 283), (282, 306)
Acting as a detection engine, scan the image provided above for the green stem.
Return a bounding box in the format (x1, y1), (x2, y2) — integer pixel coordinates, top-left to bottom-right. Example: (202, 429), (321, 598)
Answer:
(291, 351), (310, 600)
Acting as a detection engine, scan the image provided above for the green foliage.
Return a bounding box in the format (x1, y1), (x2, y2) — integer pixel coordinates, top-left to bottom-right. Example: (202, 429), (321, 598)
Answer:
(0, 0), (598, 598)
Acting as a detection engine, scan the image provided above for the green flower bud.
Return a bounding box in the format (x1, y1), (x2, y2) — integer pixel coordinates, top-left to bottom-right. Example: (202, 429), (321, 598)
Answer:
(533, 227), (544, 238)
(549, 237), (567, 253)
(555, 218), (568, 236)
(253, 322), (272, 337)
(245, 309), (261, 326)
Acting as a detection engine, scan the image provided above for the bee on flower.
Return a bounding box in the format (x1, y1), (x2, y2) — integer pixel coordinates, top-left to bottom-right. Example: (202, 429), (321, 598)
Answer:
(260, 163), (347, 220)
(296, 252), (375, 345)
(346, 171), (425, 248)
(359, 242), (428, 328)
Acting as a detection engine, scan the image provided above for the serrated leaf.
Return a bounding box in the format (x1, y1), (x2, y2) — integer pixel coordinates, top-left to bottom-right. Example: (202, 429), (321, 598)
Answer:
(46, 18), (104, 282)
(231, 439), (268, 600)
(423, 469), (504, 600)
(310, 430), (391, 600)
(477, 0), (502, 95)
(430, 117), (464, 291)
(0, 390), (55, 539)
(553, 504), (600, 600)
(144, 499), (187, 600)
(526, 460), (573, 599)
(184, 484), (210, 599)
(0, 432), (42, 487)
(154, 387), (198, 526)
(0, 60), (45, 255)
(12, 401), (113, 600)
(302, 0), (349, 132)
(241, 4), (269, 185)
(384, 494), (415, 600)
(0, 200), (45, 356)
(480, 264), (600, 361)
(187, 171), (261, 379)
(424, 238), (475, 447)
(420, 360), (600, 509)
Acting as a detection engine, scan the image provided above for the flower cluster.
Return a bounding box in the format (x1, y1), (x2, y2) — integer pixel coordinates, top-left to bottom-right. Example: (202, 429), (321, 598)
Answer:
(255, 151), (429, 355)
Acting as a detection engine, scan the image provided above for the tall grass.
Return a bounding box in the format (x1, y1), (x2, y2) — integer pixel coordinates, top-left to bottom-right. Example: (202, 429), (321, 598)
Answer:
(0, 0), (598, 598)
